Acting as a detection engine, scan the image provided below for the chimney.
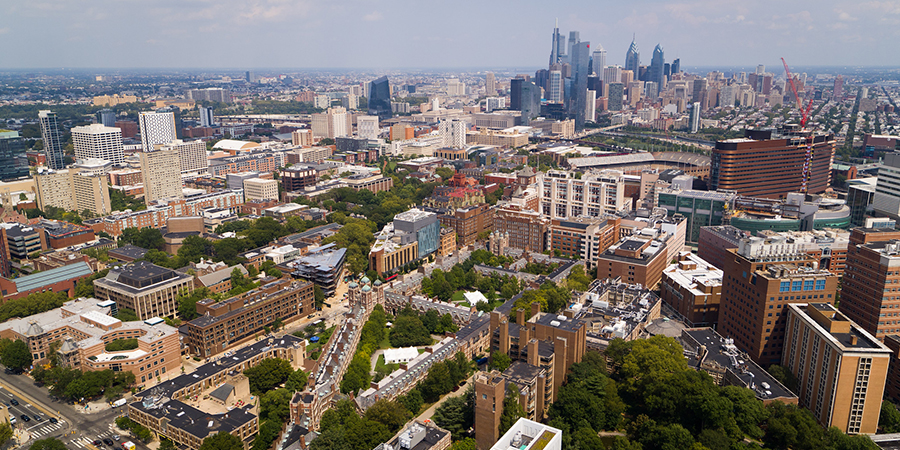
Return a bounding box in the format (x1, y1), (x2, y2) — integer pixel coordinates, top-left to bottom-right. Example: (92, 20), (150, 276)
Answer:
(528, 339), (539, 366)
(850, 335), (858, 346)
(516, 308), (526, 326)
(530, 302), (541, 318)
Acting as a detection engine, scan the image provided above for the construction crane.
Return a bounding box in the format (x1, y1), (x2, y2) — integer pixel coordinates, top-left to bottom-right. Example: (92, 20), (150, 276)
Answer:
(781, 57), (816, 193)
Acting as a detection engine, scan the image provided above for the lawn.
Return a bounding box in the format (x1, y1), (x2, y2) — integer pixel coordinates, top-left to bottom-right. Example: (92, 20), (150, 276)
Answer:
(451, 291), (465, 302)
(374, 354), (400, 373)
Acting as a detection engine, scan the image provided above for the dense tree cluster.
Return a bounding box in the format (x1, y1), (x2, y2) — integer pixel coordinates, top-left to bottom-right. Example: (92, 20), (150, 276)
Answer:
(104, 338), (138, 352)
(28, 438), (68, 450)
(310, 399), (403, 450)
(114, 416), (154, 443)
(0, 339), (32, 370)
(390, 306), (444, 347)
(433, 387), (475, 440)
(565, 264), (592, 291)
(243, 358), (293, 394)
(198, 432), (243, 450)
(341, 305), (388, 394)
(0, 291), (69, 323)
(510, 281), (572, 319)
(33, 366), (135, 401)
(321, 217), (377, 275)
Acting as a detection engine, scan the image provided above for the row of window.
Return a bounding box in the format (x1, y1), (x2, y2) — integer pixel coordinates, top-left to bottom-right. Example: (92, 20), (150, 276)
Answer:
(778, 279), (827, 292)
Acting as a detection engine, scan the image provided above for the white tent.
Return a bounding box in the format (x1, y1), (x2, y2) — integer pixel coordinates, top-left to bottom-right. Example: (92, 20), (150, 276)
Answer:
(384, 347), (420, 365)
(463, 291), (488, 304)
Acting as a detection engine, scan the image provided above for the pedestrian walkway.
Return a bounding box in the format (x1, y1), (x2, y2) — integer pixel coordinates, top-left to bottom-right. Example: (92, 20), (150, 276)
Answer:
(26, 419), (66, 438)
(66, 428), (119, 449)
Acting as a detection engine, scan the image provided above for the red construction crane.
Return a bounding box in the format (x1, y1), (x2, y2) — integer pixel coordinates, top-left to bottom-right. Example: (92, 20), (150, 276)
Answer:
(781, 57), (816, 193)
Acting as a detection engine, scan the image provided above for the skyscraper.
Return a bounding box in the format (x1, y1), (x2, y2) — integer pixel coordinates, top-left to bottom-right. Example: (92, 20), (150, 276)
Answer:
(566, 31), (580, 65)
(511, 78), (542, 125)
(549, 20), (565, 66)
(245, 70), (255, 83)
(591, 45), (606, 76)
(689, 102), (701, 133)
(140, 148), (183, 205)
(647, 44), (665, 97)
(199, 106), (214, 128)
(568, 41), (591, 132)
(671, 58), (680, 75)
(625, 37), (640, 75)
(833, 75), (844, 100)
(548, 70), (563, 103)
(138, 111), (177, 152)
(0, 131), (29, 181)
(97, 109), (116, 127)
(367, 76), (392, 121)
(608, 83), (624, 111)
(485, 72), (496, 95)
(72, 124), (124, 164)
(38, 110), (65, 170)
(603, 65), (623, 86)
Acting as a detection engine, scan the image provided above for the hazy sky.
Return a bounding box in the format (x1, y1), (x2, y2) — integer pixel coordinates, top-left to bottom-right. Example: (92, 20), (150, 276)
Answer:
(2, 0), (898, 69)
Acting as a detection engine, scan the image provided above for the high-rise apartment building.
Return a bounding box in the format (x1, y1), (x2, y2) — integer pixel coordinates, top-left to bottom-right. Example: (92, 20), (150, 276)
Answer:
(548, 70), (563, 103)
(97, 109), (116, 127)
(540, 169), (625, 219)
(34, 169), (112, 216)
(568, 40), (591, 132)
(718, 237), (839, 365)
(138, 111), (177, 152)
(159, 139), (208, 176)
(0, 131), (29, 181)
(608, 83), (624, 111)
(311, 107), (351, 139)
(710, 127), (835, 198)
(71, 124), (124, 164)
(439, 119), (467, 149)
(838, 227), (900, 339)
(833, 75), (844, 100)
(689, 102), (701, 133)
(625, 38), (640, 74)
(485, 72), (496, 95)
(186, 88), (232, 103)
(199, 106), (214, 128)
(872, 153), (900, 219)
(783, 303), (891, 434)
(38, 110), (65, 170)
(292, 129), (313, 147)
(140, 149), (183, 204)
(356, 115), (379, 140)
(603, 65), (622, 86)
(367, 76), (392, 121)
(591, 45), (606, 76)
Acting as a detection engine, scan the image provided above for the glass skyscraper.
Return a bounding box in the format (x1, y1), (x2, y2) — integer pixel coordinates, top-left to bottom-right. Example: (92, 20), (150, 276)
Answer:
(38, 110), (65, 170)
(0, 131), (29, 181)
(367, 76), (392, 121)
(648, 44), (665, 97)
(569, 41), (591, 132)
(625, 38), (640, 75)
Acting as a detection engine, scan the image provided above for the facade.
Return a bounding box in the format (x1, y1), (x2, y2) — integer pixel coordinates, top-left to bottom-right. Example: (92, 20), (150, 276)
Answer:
(38, 110), (65, 170)
(369, 209), (440, 274)
(344, 174), (393, 194)
(138, 111), (177, 152)
(71, 124), (124, 164)
(435, 203), (494, 247)
(284, 244), (346, 297)
(657, 188), (735, 243)
(0, 261), (93, 301)
(184, 278), (314, 358)
(596, 235), (669, 288)
(718, 238), (839, 365)
(0, 131), (29, 181)
(783, 303), (891, 434)
(34, 169), (113, 216)
(243, 178), (279, 201)
(711, 128), (835, 198)
(285, 146), (332, 165)
(872, 152), (900, 219)
(93, 262), (195, 320)
(141, 149), (183, 204)
(548, 217), (619, 268)
(357, 115), (379, 140)
(368, 76), (392, 121)
(661, 252), (723, 327)
(282, 166), (318, 192)
(838, 227), (900, 339)
(208, 151), (283, 177)
(493, 204), (549, 254)
(160, 139), (208, 176)
(3, 224), (42, 259)
(85, 190), (243, 237)
(490, 419), (561, 450)
(541, 169), (626, 220)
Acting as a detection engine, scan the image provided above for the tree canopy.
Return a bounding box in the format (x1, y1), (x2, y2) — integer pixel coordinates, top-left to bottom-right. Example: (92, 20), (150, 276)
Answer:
(244, 358), (293, 394)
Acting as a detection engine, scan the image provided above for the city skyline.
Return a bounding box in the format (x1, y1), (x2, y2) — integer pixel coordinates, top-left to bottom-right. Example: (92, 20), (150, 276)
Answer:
(2, 0), (898, 69)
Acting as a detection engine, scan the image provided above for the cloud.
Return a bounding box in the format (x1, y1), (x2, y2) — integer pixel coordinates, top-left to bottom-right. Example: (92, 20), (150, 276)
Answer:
(363, 11), (383, 21)
(835, 8), (858, 21)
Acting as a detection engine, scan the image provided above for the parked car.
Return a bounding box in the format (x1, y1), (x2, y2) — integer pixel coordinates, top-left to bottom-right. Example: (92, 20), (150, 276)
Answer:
(33, 415), (42, 422)
(49, 417), (58, 424)
(103, 438), (114, 446)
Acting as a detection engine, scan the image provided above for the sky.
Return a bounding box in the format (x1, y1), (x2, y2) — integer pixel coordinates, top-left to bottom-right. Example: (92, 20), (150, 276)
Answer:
(2, 0), (899, 70)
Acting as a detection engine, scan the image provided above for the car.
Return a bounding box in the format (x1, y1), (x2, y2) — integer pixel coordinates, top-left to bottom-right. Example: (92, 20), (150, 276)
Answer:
(103, 438), (114, 446)
(307, 314), (315, 319)
(20, 414), (29, 422)
(33, 415), (42, 422)
(112, 435), (119, 441)
(93, 440), (101, 446)
(10, 399), (19, 406)
(8, 417), (15, 425)
(48, 417), (58, 424)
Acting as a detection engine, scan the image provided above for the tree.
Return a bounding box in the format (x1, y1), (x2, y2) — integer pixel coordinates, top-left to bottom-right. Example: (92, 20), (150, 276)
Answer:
(566, 264), (591, 291)
(314, 285), (326, 308)
(2, 339), (32, 371)
(450, 438), (477, 450)
(882, 401), (900, 433)
(397, 389), (423, 416)
(159, 439), (177, 450)
(260, 388), (292, 423)
(432, 388), (474, 440)
(198, 432), (244, 450)
(0, 423), (12, 446)
(389, 314), (432, 347)
(499, 384), (525, 435)
(285, 369), (308, 392)
(768, 364), (800, 393)
(244, 358), (293, 394)
(489, 351), (511, 372)
(28, 438), (67, 450)
(364, 399), (411, 433)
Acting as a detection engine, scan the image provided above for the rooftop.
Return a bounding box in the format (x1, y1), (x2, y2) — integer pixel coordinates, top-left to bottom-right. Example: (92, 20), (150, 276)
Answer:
(14, 261), (93, 293)
(108, 245), (150, 261)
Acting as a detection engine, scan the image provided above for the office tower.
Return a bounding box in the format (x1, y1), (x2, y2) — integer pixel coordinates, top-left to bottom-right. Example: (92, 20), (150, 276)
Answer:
(71, 124), (124, 164)
(534, 69), (549, 92)
(97, 109), (116, 127)
(834, 75), (844, 100)
(671, 58), (680, 75)
(873, 153), (900, 219)
(138, 111), (177, 152)
(439, 119), (467, 149)
(839, 226), (900, 339)
(587, 76), (601, 94)
(548, 70), (563, 103)
(38, 110), (65, 170)
(568, 41), (591, 132)
(628, 81), (643, 108)
(245, 70), (255, 83)
(608, 83), (624, 111)
(585, 90), (596, 123)
(140, 148), (183, 204)
(367, 76), (392, 121)
(710, 127), (835, 198)
(783, 303), (890, 434)
(762, 74), (774, 95)
(756, 64), (765, 75)
(647, 44), (665, 97)
(692, 78), (708, 103)
(625, 37), (640, 74)
(591, 45), (606, 76)
(718, 238), (839, 365)
(566, 31), (580, 64)
(0, 131), (28, 181)
(689, 102), (701, 133)
(159, 139), (208, 176)
(663, 63), (671, 77)
(720, 85), (736, 108)
(199, 106), (214, 127)
(549, 19), (565, 65)
(485, 72), (496, 95)
(357, 115), (379, 140)
(603, 65), (622, 86)
(511, 78), (541, 125)
(621, 70), (635, 87)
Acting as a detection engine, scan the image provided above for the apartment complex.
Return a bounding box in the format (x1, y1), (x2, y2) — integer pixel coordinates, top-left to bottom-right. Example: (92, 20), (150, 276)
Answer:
(285, 146), (332, 165)
(208, 151), (283, 177)
(839, 227), (900, 339)
(140, 149), (183, 204)
(540, 169), (626, 220)
(138, 111), (177, 152)
(710, 127), (835, 199)
(548, 217), (619, 268)
(243, 178), (279, 201)
(783, 303), (891, 434)
(184, 278), (314, 358)
(71, 124), (124, 163)
(159, 139), (208, 176)
(661, 252), (723, 327)
(718, 237), (839, 365)
(34, 169), (112, 216)
(93, 262), (195, 320)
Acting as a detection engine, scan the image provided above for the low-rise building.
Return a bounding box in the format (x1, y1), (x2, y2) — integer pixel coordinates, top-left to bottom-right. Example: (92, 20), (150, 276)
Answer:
(373, 421), (451, 450)
(93, 262), (195, 320)
(243, 177), (279, 201)
(596, 234), (669, 289)
(489, 418), (561, 450)
(0, 261), (94, 301)
(660, 252), (723, 328)
(548, 217), (620, 268)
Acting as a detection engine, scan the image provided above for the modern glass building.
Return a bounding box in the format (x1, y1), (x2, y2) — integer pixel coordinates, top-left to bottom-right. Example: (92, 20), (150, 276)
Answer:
(367, 76), (392, 121)
(0, 131), (30, 181)
(568, 41), (591, 132)
(394, 209), (440, 258)
(657, 189), (735, 243)
(38, 110), (65, 170)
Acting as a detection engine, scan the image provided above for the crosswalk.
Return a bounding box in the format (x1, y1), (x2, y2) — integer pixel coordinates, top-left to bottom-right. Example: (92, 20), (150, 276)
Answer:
(27, 420), (66, 438)
(66, 430), (118, 449)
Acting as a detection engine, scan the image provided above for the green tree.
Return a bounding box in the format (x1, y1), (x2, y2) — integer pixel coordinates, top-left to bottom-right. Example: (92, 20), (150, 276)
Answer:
(389, 313), (432, 347)
(768, 364), (800, 393)
(397, 389), (424, 416)
(2, 339), (32, 370)
(364, 399), (411, 433)
(881, 401), (900, 433)
(285, 369), (308, 392)
(566, 264), (591, 291)
(28, 438), (67, 450)
(432, 388), (474, 440)
(244, 358), (293, 394)
(159, 439), (176, 450)
(0, 422), (12, 446)
(450, 438), (477, 450)
(314, 285), (326, 308)
(499, 384), (525, 435)
(260, 388), (292, 423)
(198, 432), (244, 450)
(489, 351), (511, 372)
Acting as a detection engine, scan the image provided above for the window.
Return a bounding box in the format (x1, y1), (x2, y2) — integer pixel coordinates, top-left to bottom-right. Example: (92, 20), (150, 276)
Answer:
(780, 281), (790, 292)
(804, 280), (814, 291)
(792, 280), (802, 291)
(816, 279), (826, 290)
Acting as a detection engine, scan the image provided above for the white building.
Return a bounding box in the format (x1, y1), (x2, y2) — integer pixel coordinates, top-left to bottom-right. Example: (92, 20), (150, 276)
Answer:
(243, 177), (279, 201)
(541, 169), (626, 219)
(874, 152), (900, 218)
(159, 139), (208, 177)
(72, 124), (124, 164)
(603, 65), (623, 86)
(357, 115), (379, 140)
(446, 79), (465, 96)
(585, 90), (596, 123)
(439, 119), (467, 149)
(199, 106), (214, 127)
(140, 149), (183, 203)
(490, 419), (561, 450)
(311, 107), (350, 139)
(549, 70), (563, 103)
(591, 46), (607, 76)
(485, 97), (506, 113)
(138, 111), (177, 152)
